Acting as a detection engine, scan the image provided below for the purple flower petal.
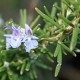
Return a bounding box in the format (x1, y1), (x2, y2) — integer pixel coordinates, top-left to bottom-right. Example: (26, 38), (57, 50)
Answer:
(25, 24), (32, 36)
(4, 24), (39, 52)
(10, 38), (21, 48)
(4, 25), (22, 49)
(12, 24), (17, 30)
(31, 40), (38, 48)
(6, 37), (11, 49)
(24, 39), (38, 53)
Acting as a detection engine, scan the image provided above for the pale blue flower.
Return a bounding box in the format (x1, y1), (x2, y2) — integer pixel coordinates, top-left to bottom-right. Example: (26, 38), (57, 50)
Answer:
(4, 24), (38, 53)
(4, 24), (22, 49)
(24, 24), (38, 53)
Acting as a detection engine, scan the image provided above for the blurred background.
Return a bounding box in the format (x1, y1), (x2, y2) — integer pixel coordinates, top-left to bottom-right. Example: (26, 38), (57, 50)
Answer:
(0, 0), (55, 24)
(0, 0), (80, 80)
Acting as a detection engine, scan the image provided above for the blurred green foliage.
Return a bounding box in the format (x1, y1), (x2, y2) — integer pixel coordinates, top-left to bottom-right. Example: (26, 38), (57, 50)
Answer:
(0, 0), (80, 80)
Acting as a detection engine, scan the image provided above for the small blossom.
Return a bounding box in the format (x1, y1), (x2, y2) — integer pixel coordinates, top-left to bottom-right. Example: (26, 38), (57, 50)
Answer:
(24, 24), (38, 53)
(25, 24), (32, 36)
(4, 24), (38, 53)
(4, 24), (22, 49)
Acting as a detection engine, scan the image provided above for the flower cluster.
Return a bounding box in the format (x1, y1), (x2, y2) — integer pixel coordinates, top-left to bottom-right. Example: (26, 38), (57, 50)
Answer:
(4, 24), (38, 53)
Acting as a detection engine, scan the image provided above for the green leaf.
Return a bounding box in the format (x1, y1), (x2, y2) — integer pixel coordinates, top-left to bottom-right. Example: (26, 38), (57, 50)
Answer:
(70, 27), (79, 51)
(62, 48), (67, 55)
(29, 71), (34, 79)
(63, 0), (73, 11)
(59, 15), (72, 25)
(35, 61), (52, 70)
(58, 41), (76, 57)
(20, 61), (26, 75)
(57, 47), (62, 64)
(61, 0), (69, 16)
(30, 15), (40, 28)
(32, 69), (37, 79)
(54, 43), (61, 57)
(53, 5), (61, 12)
(55, 64), (61, 77)
(46, 55), (54, 63)
(25, 62), (31, 71)
(20, 9), (27, 28)
(33, 24), (40, 33)
(35, 8), (60, 28)
(43, 6), (51, 17)
(51, 2), (57, 19)
(48, 52), (54, 57)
